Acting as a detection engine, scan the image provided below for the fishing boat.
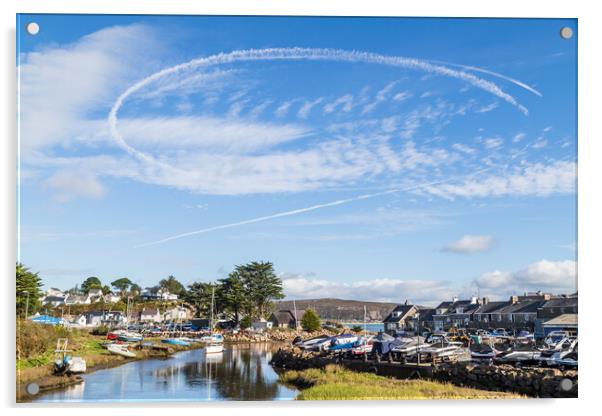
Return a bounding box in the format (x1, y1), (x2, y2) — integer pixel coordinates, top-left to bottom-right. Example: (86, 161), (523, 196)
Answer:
(107, 343), (137, 358)
(416, 338), (462, 359)
(53, 338), (87, 375)
(117, 332), (143, 342)
(205, 287), (224, 354)
(294, 334), (331, 350)
(390, 336), (425, 356)
(539, 336), (577, 367)
(328, 334), (359, 352)
(351, 336), (375, 355)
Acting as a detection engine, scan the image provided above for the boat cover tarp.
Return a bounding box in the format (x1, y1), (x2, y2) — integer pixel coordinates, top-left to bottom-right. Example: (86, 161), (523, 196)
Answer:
(372, 333), (404, 355)
(30, 315), (63, 325)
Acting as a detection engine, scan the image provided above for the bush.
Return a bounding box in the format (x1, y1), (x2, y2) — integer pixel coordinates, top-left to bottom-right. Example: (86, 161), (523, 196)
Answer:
(92, 324), (109, 336)
(301, 309), (321, 332)
(351, 325), (363, 333)
(240, 316), (252, 330)
(16, 320), (70, 360)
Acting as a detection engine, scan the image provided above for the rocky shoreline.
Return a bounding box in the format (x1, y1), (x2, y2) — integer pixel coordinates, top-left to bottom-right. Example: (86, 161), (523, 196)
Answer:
(270, 345), (578, 398)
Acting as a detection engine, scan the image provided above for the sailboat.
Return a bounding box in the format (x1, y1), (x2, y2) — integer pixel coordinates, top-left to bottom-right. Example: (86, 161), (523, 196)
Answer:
(205, 287), (224, 354)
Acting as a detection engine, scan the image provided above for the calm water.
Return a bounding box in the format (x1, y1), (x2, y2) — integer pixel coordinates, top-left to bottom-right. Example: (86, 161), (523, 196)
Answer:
(33, 343), (298, 402)
(343, 323), (384, 332)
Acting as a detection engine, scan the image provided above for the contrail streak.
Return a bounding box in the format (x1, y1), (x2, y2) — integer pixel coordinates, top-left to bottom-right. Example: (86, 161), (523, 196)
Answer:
(428, 59), (543, 97)
(135, 168), (490, 248)
(109, 47), (533, 171)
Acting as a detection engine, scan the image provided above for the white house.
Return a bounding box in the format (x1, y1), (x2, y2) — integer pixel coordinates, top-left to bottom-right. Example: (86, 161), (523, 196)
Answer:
(103, 292), (121, 303)
(158, 288), (179, 301)
(164, 306), (190, 322)
(76, 311), (125, 327)
(87, 288), (104, 302)
(43, 295), (66, 307)
(65, 294), (92, 305)
(251, 318), (273, 331)
(139, 307), (162, 323)
(46, 287), (65, 297)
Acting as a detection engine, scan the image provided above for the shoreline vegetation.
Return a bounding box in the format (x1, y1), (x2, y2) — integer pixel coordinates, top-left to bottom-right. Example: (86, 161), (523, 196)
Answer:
(16, 320), (205, 402)
(280, 364), (523, 400)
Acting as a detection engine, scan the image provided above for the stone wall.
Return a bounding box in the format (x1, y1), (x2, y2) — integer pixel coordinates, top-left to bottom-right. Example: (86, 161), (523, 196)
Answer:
(432, 362), (577, 398)
(270, 347), (578, 398)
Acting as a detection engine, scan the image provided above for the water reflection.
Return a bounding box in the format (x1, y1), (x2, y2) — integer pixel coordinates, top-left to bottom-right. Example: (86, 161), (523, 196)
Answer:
(33, 344), (297, 402)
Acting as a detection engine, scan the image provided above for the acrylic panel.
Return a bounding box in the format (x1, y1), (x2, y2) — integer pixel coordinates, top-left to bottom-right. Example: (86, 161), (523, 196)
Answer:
(16, 14), (577, 402)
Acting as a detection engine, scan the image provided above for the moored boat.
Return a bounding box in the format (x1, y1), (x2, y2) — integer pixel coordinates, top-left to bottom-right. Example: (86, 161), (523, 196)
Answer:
(107, 343), (137, 358)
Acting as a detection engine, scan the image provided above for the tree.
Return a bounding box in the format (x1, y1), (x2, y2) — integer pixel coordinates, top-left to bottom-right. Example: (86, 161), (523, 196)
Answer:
(111, 277), (133, 294)
(81, 276), (102, 293)
(182, 282), (214, 317)
(351, 325), (363, 333)
(218, 272), (248, 323)
(301, 308), (321, 332)
(16, 263), (43, 317)
(130, 283), (141, 298)
(159, 275), (185, 296)
(240, 315), (252, 330)
(235, 261), (284, 319)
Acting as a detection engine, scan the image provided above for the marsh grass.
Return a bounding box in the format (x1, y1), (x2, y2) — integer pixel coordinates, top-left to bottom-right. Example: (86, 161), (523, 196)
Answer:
(280, 364), (523, 400)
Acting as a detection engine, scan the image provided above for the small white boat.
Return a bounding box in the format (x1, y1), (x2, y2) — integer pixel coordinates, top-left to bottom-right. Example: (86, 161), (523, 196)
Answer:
(205, 343), (224, 354)
(108, 343), (137, 358)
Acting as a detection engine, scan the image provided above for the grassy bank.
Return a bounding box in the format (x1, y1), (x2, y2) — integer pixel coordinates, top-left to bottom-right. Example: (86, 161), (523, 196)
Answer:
(280, 364), (523, 400)
(16, 320), (200, 390)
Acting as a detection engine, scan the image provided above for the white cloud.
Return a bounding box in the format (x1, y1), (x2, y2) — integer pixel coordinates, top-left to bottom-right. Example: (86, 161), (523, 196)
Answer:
(475, 102), (498, 113)
(513, 132), (527, 143)
(323, 94), (353, 113)
(361, 81), (398, 114)
(44, 171), (106, 202)
(442, 234), (495, 253)
(116, 116), (311, 153)
(281, 273), (455, 304)
(422, 160), (576, 199)
(532, 138), (548, 149)
(484, 137), (503, 149)
(475, 259), (577, 297)
(297, 97), (324, 118)
(18, 24), (161, 157)
(392, 91), (412, 102)
(452, 143), (477, 155)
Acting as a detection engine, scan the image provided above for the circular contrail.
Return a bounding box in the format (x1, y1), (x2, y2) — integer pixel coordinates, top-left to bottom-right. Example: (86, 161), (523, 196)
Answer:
(108, 47), (533, 172)
(106, 47), (537, 247)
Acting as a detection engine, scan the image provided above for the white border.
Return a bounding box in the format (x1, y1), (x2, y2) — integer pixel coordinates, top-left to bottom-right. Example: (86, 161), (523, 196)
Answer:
(2, 1), (600, 415)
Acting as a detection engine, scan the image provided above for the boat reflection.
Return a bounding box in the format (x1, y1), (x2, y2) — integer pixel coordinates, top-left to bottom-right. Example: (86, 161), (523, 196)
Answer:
(33, 343), (296, 402)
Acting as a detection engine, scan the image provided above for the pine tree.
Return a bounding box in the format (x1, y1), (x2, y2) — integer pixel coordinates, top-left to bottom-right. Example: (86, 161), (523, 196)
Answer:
(301, 308), (321, 332)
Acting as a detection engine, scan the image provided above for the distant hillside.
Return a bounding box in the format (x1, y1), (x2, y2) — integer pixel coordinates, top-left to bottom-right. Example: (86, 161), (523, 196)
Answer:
(275, 298), (399, 322)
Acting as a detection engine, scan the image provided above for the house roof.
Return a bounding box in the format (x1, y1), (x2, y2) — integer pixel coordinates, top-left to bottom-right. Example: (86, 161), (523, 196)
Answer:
(270, 310), (297, 324)
(542, 297), (578, 308)
(415, 308), (436, 321)
(473, 301), (508, 314)
(383, 304), (416, 323)
(44, 296), (65, 302)
(543, 313), (578, 326)
(140, 307), (160, 315)
(495, 300), (546, 314)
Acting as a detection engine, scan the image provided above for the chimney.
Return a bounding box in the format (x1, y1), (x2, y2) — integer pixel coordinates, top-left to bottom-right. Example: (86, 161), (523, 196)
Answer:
(510, 295), (519, 304)
(452, 296), (459, 303)
(470, 296), (478, 304)
(482, 297), (489, 305)
(404, 299), (408, 305)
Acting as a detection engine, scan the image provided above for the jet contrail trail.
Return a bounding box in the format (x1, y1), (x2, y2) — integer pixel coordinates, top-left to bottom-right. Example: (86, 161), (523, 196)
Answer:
(109, 47), (533, 172)
(135, 168), (491, 248)
(428, 59), (543, 97)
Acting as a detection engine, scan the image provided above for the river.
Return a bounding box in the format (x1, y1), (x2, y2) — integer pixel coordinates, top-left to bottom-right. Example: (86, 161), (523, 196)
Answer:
(32, 343), (298, 402)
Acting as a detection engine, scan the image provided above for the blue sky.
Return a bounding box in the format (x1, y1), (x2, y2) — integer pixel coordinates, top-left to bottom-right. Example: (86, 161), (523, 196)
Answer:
(17, 15), (577, 305)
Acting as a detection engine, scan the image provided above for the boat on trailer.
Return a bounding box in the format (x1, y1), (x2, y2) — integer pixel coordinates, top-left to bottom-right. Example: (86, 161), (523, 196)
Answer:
(53, 338), (87, 375)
